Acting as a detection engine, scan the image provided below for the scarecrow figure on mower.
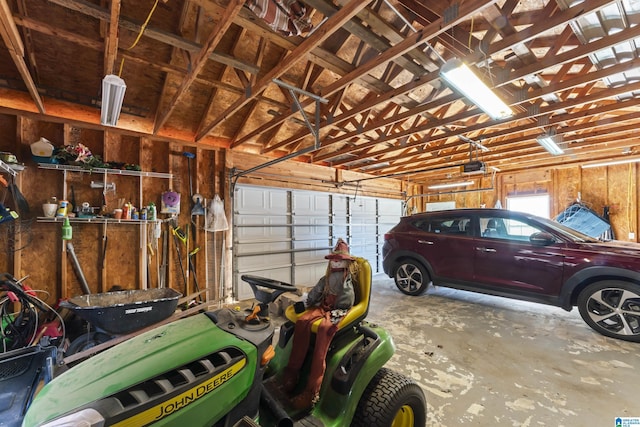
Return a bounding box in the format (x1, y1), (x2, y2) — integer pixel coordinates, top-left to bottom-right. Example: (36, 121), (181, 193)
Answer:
(283, 238), (359, 408)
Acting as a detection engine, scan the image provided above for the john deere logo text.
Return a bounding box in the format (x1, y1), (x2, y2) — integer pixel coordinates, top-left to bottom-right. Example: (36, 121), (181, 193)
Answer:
(113, 358), (246, 427)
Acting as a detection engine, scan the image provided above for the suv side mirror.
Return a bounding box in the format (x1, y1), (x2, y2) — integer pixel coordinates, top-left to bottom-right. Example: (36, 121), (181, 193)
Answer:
(530, 232), (555, 246)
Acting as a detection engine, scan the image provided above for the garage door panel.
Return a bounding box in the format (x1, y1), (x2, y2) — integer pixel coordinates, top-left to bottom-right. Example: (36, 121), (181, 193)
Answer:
(236, 187), (288, 215)
(234, 185), (400, 300)
(293, 191), (329, 215)
(236, 226), (289, 242)
(236, 240), (291, 255)
(379, 198), (401, 216)
(293, 239), (330, 262)
(293, 216), (330, 238)
(333, 195), (348, 215)
(294, 264), (327, 287)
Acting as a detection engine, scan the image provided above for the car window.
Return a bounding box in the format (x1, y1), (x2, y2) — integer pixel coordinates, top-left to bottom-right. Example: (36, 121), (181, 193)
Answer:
(412, 216), (472, 235)
(534, 216), (599, 242)
(480, 216), (544, 241)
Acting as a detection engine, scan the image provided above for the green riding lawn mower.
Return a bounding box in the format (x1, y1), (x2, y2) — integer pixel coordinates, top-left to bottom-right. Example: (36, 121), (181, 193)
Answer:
(20, 257), (427, 426)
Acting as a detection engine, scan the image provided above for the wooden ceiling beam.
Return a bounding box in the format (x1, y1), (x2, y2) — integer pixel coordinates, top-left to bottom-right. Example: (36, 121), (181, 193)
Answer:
(368, 100), (640, 175)
(49, 0), (260, 75)
(239, 0), (584, 157)
(231, 0), (456, 148)
(229, 35), (267, 144)
(0, 0), (44, 113)
(195, 0), (374, 141)
(103, 0), (120, 76)
(324, 77), (640, 169)
(153, 0), (245, 134)
(15, 0), (39, 83)
(304, 0), (430, 77)
(318, 0), (501, 99)
(12, 14), (287, 112)
(262, 0), (622, 159)
(156, 0), (203, 139)
(501, 19), (640, 87)
(315, 41), (640, 164)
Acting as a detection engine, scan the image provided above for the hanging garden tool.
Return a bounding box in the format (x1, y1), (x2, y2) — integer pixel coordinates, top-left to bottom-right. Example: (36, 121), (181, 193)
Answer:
(0, 173), (18, 224)
(8, 173), (29, 218)
(192, 193), (205, 216)
(170, 219), (188, 293)
(182, 151), (197, 215)
(187, 247), (203, 302)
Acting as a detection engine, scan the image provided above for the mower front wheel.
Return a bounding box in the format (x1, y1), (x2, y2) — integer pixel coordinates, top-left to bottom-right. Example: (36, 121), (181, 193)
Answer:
(353, 368), (426, 427)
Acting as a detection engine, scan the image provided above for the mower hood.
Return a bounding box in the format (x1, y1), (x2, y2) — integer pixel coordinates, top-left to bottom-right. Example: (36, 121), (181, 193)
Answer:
(23, 313), (259, 427)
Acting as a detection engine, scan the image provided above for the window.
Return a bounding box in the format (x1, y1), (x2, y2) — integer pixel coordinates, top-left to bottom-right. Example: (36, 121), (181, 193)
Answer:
(412, 216), (471, 235)
(480, 216), (544, 242)
(507, 194), (550, 218)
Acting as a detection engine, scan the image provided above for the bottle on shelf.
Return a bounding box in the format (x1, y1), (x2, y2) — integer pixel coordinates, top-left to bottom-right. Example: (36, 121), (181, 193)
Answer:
(62, 217), (72, 240)
(148, 202), (157, 221)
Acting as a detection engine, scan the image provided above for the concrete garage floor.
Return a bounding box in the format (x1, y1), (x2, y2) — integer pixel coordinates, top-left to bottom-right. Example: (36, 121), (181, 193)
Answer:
(367, 274), (640, 427)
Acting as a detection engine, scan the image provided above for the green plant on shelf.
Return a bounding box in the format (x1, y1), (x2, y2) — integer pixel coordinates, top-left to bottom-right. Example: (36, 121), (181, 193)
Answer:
(53, 143), (141, 171)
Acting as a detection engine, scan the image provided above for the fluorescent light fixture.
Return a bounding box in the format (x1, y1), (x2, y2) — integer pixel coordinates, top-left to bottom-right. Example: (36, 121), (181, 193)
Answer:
(582, 157), (640, 169)
(100, 74), (126, 126)
(428, 180), (474, 190)
(440, 58), (513, 120)
(536, 134), (564, 155)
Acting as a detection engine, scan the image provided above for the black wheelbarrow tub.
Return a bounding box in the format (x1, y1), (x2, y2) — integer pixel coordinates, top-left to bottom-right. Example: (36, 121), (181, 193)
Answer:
(59, 288), (182, 335)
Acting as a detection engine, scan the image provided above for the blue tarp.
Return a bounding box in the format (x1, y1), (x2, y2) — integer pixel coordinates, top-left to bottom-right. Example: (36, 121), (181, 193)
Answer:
(555, 203), (612, 239)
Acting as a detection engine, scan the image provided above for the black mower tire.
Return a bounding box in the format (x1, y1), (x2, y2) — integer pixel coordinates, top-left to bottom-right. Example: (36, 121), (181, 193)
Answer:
(353, 368), (426, 427)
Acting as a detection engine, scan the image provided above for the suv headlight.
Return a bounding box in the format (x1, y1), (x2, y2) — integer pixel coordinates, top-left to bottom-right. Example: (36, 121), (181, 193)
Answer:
(38, 409), (105, 427)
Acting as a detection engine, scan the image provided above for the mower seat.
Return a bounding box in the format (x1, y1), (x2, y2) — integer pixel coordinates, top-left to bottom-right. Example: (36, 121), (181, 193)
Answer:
(285, 256), (372, 333)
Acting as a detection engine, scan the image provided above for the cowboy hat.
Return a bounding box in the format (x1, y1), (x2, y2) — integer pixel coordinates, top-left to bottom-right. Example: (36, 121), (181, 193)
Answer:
(325, 238), (354, 260)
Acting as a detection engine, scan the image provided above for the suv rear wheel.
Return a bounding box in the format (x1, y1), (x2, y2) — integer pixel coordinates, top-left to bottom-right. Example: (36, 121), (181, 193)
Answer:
(394, 261), (429, 296)
(577, 280), (640, 342)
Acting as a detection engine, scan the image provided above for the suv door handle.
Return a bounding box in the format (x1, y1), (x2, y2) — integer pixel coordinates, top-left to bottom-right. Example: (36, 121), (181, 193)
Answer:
(476, 247), (496, 253)
(418, 240), (434, 245)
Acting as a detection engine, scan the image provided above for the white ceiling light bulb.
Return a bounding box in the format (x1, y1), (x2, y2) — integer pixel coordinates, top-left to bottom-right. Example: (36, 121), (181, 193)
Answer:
(101, 74), (126, 126)
(440, 59), (513, 120)
(536, 134), (564, 155)
(428, 180), (474, 190)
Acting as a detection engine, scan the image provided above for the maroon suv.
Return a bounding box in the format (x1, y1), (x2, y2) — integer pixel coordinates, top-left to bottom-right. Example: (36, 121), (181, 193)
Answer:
(382, 208), (640, 342)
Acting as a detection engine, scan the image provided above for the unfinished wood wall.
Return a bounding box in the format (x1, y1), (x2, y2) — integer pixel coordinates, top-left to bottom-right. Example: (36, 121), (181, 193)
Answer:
(0, 112), (227, 304)
(0, 113), (403, 304)
(409, 164), (639, 242)
(2, 110), (639, 305)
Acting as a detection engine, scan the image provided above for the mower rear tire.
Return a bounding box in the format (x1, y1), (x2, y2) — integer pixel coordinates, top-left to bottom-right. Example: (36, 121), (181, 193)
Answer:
(353, 368), (426, 427)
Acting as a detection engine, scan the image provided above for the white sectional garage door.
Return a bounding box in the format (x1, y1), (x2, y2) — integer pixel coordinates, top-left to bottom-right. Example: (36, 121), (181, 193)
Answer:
(233, 185), (402, 300)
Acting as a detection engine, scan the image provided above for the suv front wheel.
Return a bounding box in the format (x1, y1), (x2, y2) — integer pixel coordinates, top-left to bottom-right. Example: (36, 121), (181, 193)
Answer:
(577, 280), (640, 342)
(394, 260), (429, 296)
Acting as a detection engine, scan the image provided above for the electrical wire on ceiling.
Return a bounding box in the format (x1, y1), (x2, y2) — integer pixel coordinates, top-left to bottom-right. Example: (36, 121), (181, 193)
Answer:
(118, 0), (160, 76)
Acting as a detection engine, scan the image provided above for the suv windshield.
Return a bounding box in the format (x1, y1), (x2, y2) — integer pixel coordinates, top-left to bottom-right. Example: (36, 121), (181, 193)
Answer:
(533, 215), (600, 243)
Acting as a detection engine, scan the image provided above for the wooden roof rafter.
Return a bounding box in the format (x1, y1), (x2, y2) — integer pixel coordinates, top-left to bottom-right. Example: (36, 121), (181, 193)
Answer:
(103, 0), (120, 76)
(0, 0), (44, 112)
(14, 0), (38, 83)
(195, 0), (374, 141)
(153, 0), (245, 134)
(336, 83), (640, 175)
(372, 98), (640, 176)
(315, 37), (640, 166)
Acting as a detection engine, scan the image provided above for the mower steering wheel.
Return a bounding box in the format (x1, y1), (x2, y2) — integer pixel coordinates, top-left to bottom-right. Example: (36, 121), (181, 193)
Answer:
(241, 275), (298, 304)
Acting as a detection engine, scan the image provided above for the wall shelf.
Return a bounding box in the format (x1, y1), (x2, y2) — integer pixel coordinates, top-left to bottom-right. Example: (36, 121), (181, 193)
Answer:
(37, 216), (160, 224)
(37, 162), (172, 179)
(0, 159), (25, 176)
(39, 162), (172, 295)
